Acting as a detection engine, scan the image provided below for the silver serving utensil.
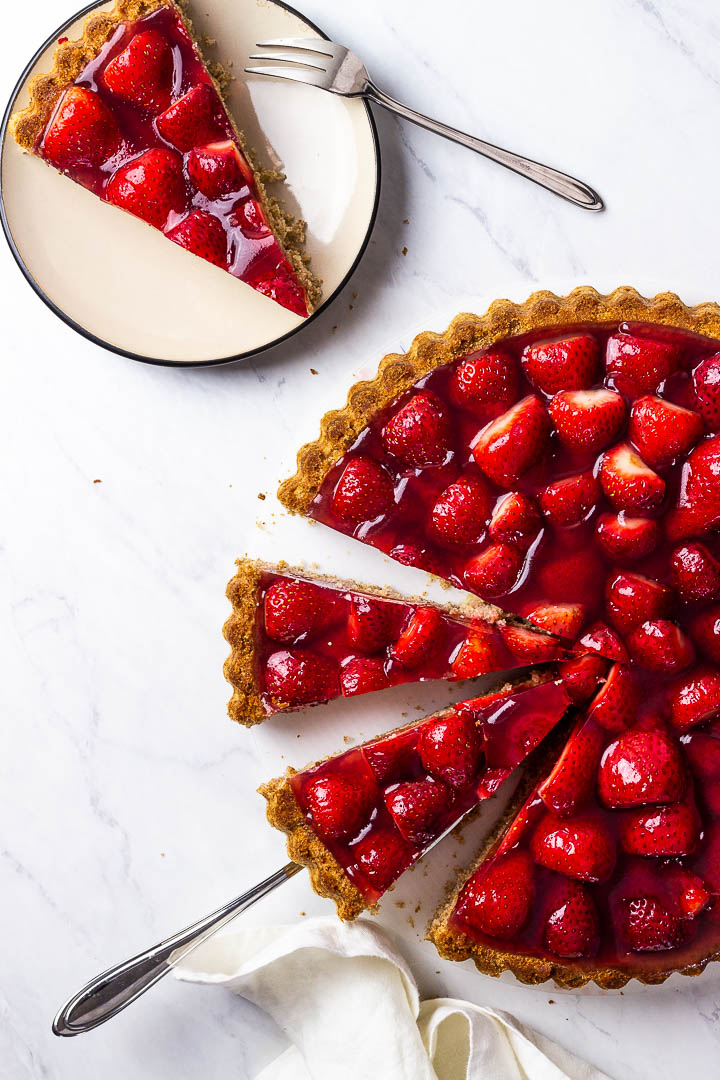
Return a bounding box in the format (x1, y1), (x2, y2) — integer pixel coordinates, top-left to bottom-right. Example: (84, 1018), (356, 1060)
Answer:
(52, 797), (486, 1036)
(246, 38), (604, 211)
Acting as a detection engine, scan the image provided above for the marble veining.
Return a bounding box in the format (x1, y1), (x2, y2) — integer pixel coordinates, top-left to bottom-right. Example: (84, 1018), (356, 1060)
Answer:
(3, 0), (720, 1076)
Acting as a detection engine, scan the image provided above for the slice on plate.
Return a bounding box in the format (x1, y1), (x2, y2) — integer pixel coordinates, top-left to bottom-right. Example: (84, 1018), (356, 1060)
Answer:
(10, 0), (320, 316)
(428, 663), (720, 988)
(277, 286), (720, 637)
(260, 674), (573, 918)
(224, 558), (570, 725)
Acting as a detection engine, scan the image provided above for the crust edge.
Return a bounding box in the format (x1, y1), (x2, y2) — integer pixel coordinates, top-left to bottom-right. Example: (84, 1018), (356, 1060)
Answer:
(278, 285), (720, 513)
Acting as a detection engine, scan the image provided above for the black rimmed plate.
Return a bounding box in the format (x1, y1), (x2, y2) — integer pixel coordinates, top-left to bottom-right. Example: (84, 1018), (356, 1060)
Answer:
(0, 0), (380, 366)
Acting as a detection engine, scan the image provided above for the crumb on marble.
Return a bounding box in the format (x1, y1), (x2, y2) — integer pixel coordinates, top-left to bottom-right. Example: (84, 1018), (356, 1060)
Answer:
(93, 478), (102, 484)
(402, 246), (408, 256)
(332, 326), (338, 333)
(403, 218), (409, 224)
(258, 492), (266, 500)
(310, 368), (318, 375)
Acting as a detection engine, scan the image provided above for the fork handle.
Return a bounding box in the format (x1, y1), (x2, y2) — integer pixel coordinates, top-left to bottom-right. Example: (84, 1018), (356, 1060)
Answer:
(366, 83), (603, 211)
(52, 862), (301, 1037)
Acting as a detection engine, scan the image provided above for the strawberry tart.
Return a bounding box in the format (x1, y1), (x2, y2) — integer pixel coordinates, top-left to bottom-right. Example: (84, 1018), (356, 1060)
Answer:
(10, 0), (320, 316)
(224, 558), (569, 725)
(260, 286), (720, 987)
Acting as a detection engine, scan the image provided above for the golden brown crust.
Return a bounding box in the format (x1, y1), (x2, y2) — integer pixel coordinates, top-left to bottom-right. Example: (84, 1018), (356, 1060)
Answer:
(427, 736), (720, 990)
(278, 286), (720, 513)
(10, 0), (163, 151)
(9, 0), (321, 312)
(223, 556), (510, 727)
(223, 558), (266, 727)
(260, 672), (549, 920)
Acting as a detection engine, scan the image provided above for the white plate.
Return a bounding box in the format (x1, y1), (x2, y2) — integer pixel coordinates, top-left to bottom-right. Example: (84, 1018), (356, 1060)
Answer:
(0, 0), (380, 365)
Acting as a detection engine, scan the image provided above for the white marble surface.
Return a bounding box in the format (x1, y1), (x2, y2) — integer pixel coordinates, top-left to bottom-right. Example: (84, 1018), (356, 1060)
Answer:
(3, 0), (720, 1076)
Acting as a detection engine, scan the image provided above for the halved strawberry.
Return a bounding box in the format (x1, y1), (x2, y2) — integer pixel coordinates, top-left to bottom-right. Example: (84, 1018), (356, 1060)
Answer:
(500, 624), (563, 662)
(389, 542), (441, 575)
(384, 777), (453, 843)
(690, 605), (720, 663)
(230, 197), (271, 239)
(664, 866), (712, 917)
(587, 663), (639, 732)
(382, 391), (452, 467)
(331, 457), (395, 523)
(599, 444), (665, 513)
(102, 29), (174, 111)
(578, 621), (629, 662)
(605, 333), (682, 396)
(391, 607), (446, 667)
(449, 349), (519, 418)
(106, 147), (186, 229)
(264, 578), (339, 642)
(43, 86), (121, 169)
(454, 850), (535, 939)
(628, 619), (695, 673)
(543, 879), (600, 958)
(522, 335), (600, 395)
(539, 719), (607, 814)
(305, 770), (377, 839)
(669, 542), (720, 604)
(363, 728), (419, 785)
(472, 396), (550, 486)
(418, 710), (484, 788)
(531, 813), (616, 883)
(525, 603), (585, 639)
(451, 626), (507, 678)
(558, 654), (609, 704)
(620, 801), (699, 857)
(428, 473), (493, 546)
(665, 502), (720, 542)
(549, 388), (626, 453)
(347, 596), (398, 652)
(339, 656), (390, 697)
(604, 570), (673, 635)
(264, 648), (338, 707)
(681, 434), (720, 504)
(694, 353), (720, 431)
(669, 666), (720, 731)
(166, 209), (227, 267)
(629, 395), (703, 468)
(618, 894), (683, 952)
(156, 82), (225, 152)
(598, 729), (688, 808)
(595, 513), (661, 562)
(354, 828), (413, 892)
(538, 471), (600, 527)
(463, 543), (523, 598)
(487, 492), (542, 551)
(187, 139), (251, 199)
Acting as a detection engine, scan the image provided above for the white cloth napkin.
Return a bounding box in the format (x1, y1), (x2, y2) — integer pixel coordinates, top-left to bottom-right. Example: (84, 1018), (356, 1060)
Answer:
(174, 916), (612, 1080)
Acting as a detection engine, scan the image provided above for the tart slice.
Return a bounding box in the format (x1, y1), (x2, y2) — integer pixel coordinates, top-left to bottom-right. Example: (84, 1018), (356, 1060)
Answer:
(224, 558), (571, 726)
(278, 287), (720, 630)
(429, 663), (720, 988)
(10, 0), (320, 316)
(261, 674), (574, 919)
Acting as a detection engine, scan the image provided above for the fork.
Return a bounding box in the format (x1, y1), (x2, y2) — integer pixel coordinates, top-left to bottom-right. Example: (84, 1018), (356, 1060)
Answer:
(246, 38), (604, 212)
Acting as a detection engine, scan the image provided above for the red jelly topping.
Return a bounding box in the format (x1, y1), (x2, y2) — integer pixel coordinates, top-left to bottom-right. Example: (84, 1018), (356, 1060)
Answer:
(305, 322), (720, 971)
(254, 568), (569, 714)
(37, 6), (309, 316)
(291, 678), (571, 902)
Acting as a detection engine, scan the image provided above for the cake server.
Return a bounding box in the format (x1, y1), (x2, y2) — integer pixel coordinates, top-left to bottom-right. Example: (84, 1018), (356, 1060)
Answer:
(52, 801), (481, 1036)
(246, 38), (604, 211)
